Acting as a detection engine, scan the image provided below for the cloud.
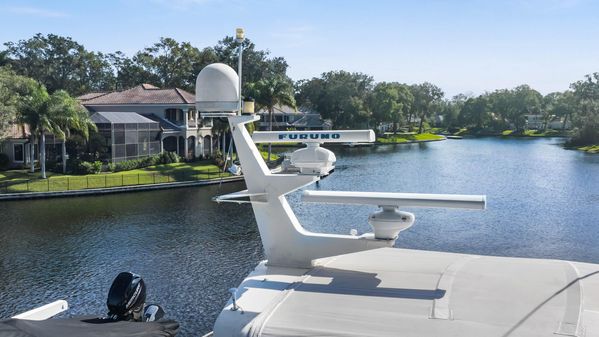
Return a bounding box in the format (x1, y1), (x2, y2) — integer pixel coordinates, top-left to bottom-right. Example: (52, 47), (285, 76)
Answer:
(8, 6), (68, 18)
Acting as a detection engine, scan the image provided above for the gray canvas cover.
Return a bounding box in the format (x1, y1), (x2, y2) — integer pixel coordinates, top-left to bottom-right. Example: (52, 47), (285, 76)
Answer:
(0, 317), (178, 337)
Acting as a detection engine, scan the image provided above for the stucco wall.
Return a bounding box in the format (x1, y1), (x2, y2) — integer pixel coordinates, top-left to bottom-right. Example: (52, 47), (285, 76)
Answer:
(85, 104), (192, 120)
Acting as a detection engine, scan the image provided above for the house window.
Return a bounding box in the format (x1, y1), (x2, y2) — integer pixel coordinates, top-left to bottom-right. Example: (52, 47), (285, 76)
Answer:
(166, 109), (179, 122)
(200, 118), (213, 128)
(13, 144), (24, 162)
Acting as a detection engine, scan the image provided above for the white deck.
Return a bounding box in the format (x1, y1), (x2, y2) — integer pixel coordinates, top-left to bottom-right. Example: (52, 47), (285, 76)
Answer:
(214, 248), (599, 337)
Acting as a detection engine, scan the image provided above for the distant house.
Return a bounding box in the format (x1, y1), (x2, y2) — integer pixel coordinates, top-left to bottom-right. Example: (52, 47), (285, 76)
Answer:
(0, 123), (62, 169)
(255, 105), (331, 131)
(524, 114), (545, 130)
(79, 84), (217, 161)
(524, 114), (571, 130)
(1, 124), (32, 168)
(548, 118), (571, 130)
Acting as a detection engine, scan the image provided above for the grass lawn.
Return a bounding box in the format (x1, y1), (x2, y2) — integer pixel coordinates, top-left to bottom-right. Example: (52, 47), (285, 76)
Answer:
(377, 133), (445, 143)
(0, 151), (281, 193)
(259, 150), (280, 161)
(454, 128), (469, 136)
(0, 161), (230, 193)
(578, 145), (599, 153)
(502, 129), (562, 137)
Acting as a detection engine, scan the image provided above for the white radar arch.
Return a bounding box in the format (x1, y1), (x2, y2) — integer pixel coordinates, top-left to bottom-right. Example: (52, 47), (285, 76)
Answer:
(195, 62), (486, 268)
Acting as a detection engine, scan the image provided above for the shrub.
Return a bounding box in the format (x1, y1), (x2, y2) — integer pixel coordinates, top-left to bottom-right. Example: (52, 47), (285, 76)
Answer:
(92, 161), (102, 174)
(161, 151), (180, 164)
(214, 157), (225, 168)
(0, 153), (9, 170)
(108, 152), (182, 172)
(78, 161), (102, 174)
(106, 162), (116, 172)
(114, 158), (142, 172)
(213, 149), (225, 167)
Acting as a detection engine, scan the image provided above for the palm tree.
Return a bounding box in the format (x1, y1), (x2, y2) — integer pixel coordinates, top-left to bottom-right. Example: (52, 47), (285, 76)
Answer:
(20, 85), (95, 178)
(18, 83), (53, 176)
(247, 76), (296, 161)
(51, 90), (97, 173)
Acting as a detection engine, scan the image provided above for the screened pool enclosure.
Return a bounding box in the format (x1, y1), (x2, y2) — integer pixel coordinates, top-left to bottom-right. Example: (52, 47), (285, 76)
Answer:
(90, 111), (161, 163)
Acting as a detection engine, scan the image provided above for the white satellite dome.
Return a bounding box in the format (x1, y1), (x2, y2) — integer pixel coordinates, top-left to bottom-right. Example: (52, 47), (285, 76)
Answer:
(195, 63), (239, 112)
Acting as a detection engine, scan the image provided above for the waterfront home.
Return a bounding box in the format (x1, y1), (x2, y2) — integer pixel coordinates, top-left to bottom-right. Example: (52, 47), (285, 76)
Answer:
(524, 114), (571, 130)
(0, 124), (31, 168)
(255, 105), (331, 131)
(79, 84), (217, 160)
(0, 123), (62, 169)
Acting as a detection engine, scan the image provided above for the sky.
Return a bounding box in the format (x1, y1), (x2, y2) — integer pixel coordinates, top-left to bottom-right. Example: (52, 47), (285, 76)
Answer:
(0, 0), (598, 97)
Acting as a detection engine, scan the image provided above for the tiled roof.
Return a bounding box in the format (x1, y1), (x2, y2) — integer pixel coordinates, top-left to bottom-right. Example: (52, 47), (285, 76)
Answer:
(80, 84), (195, 105)
(2, 123), (30, 139)
(90, 111), (158, 124)
(257, 104), (300, 115)
(77, 92), (109, 101)
(145, 114), (181, 132)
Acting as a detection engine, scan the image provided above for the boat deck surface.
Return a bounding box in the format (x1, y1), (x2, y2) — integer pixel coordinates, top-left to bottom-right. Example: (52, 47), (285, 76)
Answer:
(214, 247), (599, 337)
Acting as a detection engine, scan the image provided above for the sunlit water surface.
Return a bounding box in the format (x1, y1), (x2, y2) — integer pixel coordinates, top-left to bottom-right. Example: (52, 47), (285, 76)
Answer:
(1, 137), (597, 336)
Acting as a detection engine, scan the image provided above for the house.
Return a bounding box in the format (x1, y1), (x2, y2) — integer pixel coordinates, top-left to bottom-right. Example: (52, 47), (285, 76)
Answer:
(79, 84), (217, 161)
(0, 124), (32, 168)
(255, 105), (331, 131)
(0, 123), (66, 169)
(548, 118), (571, 130)
(524, 114), (545, 129)
(524, 114), (572, 130)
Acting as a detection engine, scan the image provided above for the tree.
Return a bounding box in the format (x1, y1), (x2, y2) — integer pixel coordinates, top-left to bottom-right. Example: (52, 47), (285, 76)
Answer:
(18, 82), (52, 176)
(0, 67), (27, 138)
(51, 90), (97, 173)
(247, 75), (296, 161)
(569, 73), (599, 145)
(459, 95), (491, 129)
(214, 36), (289, 96)
(4, 33), (114, 95)
(296, 71), (373, 129)
(107, 51), (156, 90)
(367, 82), (413, 133)
(0, 50), (8, 67)
(544, 91), (575, 131)
(486, 86), (542, 132)
(511, 85), (542, 131)
(441, 94), (469, 129)
(409, 83), (444, 133)
(19, 84), (94, 178)
(130, 38), (219, 91)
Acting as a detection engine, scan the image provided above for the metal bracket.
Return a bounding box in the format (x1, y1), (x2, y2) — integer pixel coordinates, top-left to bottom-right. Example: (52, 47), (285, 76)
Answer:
(213, 190), (267, 204)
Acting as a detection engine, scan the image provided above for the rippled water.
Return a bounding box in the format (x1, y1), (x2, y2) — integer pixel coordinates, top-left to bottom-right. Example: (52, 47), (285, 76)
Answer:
(0, 137), (597, 336)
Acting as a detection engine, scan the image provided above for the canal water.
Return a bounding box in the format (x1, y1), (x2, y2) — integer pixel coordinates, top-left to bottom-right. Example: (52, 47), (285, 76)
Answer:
(0, 137), (597, 336)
